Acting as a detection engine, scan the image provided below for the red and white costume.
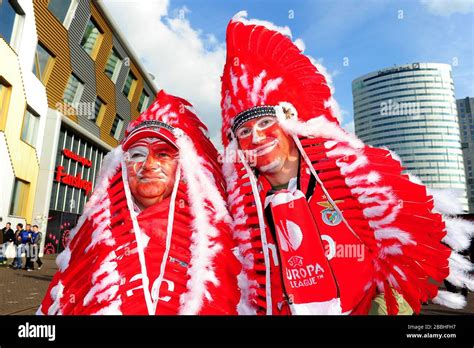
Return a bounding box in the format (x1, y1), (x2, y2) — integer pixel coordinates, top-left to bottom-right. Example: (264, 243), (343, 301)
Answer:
(38, 90), (240, 315)
(220, 13), (474, 315)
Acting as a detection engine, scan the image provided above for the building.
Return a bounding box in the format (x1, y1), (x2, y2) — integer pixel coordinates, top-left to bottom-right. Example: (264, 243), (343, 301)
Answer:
(1, 0), (157, 255)
(0, 0), (49, 234)
(353, 63), (469, 211)
(457, 97), (474, 213)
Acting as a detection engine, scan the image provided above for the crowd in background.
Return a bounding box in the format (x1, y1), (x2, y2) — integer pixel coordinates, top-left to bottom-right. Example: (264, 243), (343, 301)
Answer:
(0, 222), (43, 271)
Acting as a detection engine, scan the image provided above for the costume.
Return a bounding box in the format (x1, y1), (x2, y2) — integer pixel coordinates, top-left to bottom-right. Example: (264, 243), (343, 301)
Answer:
(39, 90), (240, 315)
(220, 13), (474, 315)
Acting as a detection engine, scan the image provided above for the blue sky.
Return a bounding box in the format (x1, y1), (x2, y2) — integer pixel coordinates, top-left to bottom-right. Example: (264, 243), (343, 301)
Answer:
(105, 0), (474, 139)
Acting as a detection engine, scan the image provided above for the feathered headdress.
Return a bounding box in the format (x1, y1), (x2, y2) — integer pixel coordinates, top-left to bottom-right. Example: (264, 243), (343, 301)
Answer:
(220, 12), (474, 315)
(39, 90), (240, 315)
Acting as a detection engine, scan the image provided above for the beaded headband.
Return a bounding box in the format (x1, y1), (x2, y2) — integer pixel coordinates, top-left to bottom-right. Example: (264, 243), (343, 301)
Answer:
(130, 120), (175, 133)
(231, 105), (276, 135)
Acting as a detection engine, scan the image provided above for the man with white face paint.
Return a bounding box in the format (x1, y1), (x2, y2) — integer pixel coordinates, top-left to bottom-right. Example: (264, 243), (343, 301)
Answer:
(219, 14), (473, 316)
(39, 90), (240, 315)
(124, 138), (179, 210)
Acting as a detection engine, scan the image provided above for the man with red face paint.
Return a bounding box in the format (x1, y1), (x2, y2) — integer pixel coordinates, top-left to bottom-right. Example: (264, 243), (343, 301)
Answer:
(125, 138), (179, 209)
(220, 14), (473, 315)
(39, 90), (240, 315)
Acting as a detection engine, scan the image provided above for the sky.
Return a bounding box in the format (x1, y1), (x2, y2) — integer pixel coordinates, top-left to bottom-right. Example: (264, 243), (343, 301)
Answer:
(103, 0), (474, 145)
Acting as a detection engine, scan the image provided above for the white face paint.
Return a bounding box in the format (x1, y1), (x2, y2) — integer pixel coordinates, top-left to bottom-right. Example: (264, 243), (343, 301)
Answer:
(126, 146), (149, 163)
(259, 159), (282, 173)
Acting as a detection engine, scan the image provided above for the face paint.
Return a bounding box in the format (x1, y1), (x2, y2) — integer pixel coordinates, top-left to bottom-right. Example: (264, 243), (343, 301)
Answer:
(124, 138), (179, 209)
(236, 116), (296, 174)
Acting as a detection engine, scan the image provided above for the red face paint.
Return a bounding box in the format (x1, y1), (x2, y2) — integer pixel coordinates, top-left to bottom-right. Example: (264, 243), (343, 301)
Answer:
(236, 116), (296, 173)
(125, 138), (179, 209)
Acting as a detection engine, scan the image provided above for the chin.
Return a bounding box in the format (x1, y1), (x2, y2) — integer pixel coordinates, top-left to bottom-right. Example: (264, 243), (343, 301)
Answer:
(258, 159), (283, 173)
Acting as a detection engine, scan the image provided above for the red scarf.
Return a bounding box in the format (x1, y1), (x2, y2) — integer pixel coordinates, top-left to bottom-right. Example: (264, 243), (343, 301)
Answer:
(259, 159), (374, 314)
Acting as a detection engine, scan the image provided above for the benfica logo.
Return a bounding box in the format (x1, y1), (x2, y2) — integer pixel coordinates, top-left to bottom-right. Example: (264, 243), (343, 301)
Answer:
(317, 199), (343, 226)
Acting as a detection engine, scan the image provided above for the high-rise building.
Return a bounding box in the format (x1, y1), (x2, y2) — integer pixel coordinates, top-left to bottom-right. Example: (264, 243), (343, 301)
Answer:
(457, 97), (474, 213)
(1, 0), (158, 255)
(352, 63), (468, 211)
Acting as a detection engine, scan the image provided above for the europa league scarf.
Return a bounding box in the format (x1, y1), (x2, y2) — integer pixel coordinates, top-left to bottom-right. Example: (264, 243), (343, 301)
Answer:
(266, 188), (342, 314)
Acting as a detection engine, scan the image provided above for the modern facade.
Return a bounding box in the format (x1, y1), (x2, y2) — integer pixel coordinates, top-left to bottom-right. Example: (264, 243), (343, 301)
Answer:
(0, 0), (49, 237)
(353, 63), (468, 212)
(457, 97), (474, 213)
(1, 0), (157, 255)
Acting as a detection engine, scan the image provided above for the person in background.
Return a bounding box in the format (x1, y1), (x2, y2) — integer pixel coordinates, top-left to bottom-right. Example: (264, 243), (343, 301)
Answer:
(31, 225), (43, 270)
(22, 224), (34, 271)
(1, 222), (14, 265)
(11, 223), (24, 269)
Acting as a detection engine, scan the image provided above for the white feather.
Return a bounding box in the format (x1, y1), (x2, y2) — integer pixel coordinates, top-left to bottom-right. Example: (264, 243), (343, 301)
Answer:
(443, 216), (474, 251)
(432, 290), (466, 309)
(176, 133), (226, 314)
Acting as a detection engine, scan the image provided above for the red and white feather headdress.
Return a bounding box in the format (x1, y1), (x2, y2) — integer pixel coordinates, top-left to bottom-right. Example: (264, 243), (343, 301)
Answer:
(220, 12), (474, 315)
(39, 90), (240, 315)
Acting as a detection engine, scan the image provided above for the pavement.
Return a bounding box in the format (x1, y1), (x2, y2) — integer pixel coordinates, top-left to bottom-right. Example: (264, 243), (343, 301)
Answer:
(0, 254), (472, 315)
(0, 255), (56, 315)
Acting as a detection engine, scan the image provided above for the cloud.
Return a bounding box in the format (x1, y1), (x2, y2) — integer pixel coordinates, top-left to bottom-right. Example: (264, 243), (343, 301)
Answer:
(420, 0), (474, 16)
(102, 2), (343, 146)
(232, 10), (292, 38)
(103, 0), (226, 142)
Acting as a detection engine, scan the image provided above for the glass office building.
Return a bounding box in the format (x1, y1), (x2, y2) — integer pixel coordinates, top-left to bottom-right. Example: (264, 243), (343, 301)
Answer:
(352, 63), (468, 212)
(457, 97), (474, 213)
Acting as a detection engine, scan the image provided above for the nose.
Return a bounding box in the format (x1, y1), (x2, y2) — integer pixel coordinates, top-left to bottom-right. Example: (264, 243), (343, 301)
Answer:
(252, 128), (265, 144)
(142, 153), (160, 171)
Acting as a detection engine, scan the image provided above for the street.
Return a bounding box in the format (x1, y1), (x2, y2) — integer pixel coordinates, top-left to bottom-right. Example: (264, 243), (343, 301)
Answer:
(0, 255), (56, 315)
(0, 254), (472, 315)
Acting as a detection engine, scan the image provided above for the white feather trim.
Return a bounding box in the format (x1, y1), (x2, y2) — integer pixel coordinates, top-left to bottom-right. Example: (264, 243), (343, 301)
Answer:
(92, 297), (122, 315)
(374, 227), (415, 245)
(36, 305), (43, 315)
(432, 290), (466, 309)
(276, 111), (364, 150)
(56, 247), (71, 272)
(324, 97), (343, 123)
(446, 252), (474, 291)
(443, 216), (474, 252)
(176, 133), (225, 314)
(69, 146), (123, 245)
(428, 188), (465, 216)
(48, 281), (64, 315)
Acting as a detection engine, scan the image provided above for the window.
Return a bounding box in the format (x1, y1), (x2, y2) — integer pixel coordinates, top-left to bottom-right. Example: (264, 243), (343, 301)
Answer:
(9, 178), (29, 217)
(33, 42), (54, 83)
(63, 74), (84, 105)
(48, 0), (76, 28)
(0, 0), (23, 46)
(104, 47), (122, 83)
(123, 71), (137, 101)
(0, 0), (16, 43)
(0, 79), (12, 127)
(80, 18), (102, 59)
(110, 115), (124, 140)
(91, 96), (106, 125)
(138, 90), (149, 112)
(21, 107), (39, 147)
